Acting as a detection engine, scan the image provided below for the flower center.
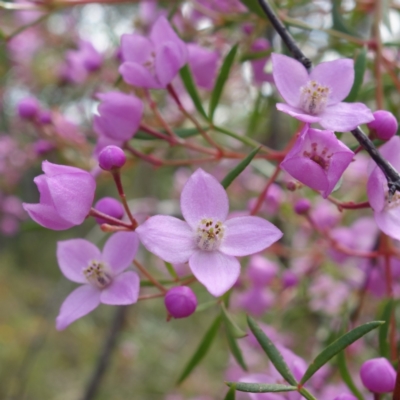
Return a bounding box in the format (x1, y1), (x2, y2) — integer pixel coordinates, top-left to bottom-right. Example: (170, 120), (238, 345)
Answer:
(384, 190), (400, 210)
(83, 260), (112, 289)
(300, 80), (331, 115)
(196, 218), (225, 251)
(303, 142), (333, 170)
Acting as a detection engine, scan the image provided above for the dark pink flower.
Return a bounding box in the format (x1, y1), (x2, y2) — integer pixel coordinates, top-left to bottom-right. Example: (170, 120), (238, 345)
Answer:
(272, 53), (374, 131)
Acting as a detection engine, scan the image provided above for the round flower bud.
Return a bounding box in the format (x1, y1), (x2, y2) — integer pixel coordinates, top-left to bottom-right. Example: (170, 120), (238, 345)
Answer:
(367, 110), (398, 140)
(282, 270), (298, 288)
(294, 198), (311, 215)
(164, 286), (197, 319)
(99, 145), (126, 170)
(360, 357), (396, 393)
(17, 97), (40, 119)
(94, 197), (124, 225)
(38, 110), (52, 124)
(333, 394), (358, 400)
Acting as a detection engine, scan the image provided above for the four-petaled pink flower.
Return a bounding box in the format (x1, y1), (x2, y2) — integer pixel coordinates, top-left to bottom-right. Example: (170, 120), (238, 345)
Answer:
(119, 16), (187, 89)
(136, 169), (283, 297)
(23, 161), (96, 230)
(272, 53), (374, 132)
(56, 232), (140, 330)
(280, 125), (354, 198)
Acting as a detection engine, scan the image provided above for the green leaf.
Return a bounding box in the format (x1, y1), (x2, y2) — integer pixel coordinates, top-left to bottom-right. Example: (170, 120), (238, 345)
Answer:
(180, 65), (208, 120)
(226, 382), (297, 393)
(221, 147), (261, 189)
(209, 44), (239, 121)
(331, 0), (359, 37)
(221, 304), (247, 338)
(225, 329), (248, 371)
(298, 388), (318, 400)
(134, 127), (204, 140)
(337, 350), (364, 400)
(224, 384), (236, 400)
(247, 316), (297, 385)
(177, 315), (221, 384)
(240, 49), (272, 62)
(164, 262), (178, 280)
(239, 0), (267, 18)
(345, 47), (367, 102)
(300, 321), (384, 385)
(379, 299), (394, 359)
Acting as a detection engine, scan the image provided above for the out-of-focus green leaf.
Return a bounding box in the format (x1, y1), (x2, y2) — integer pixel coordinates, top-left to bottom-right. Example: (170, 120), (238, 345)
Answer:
(240, 49), (272, 62)
(379, 299), (393, 359)
(247, 316), (297, 385)
(331, 0), (359, 37)
(177, 315), (221, 384)
(134, 127), (206, 140)
(239, 0), (267, 18)
(221, 304), (247, 338)
(226, 382), (297, 393)
(180, 65), (208, 120)
(224, 384), (236, 400)
(221, 147), (261, 189)
(164, 262), (178, 280)
(209, 44), (238, 121)
(337, 350), (364, 400)
(300, 321), (384, 384)
(345, 47), (367, 102)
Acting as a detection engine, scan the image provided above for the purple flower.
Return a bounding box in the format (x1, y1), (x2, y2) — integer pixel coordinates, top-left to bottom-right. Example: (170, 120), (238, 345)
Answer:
(164, 286), (197, 318)
(187, 44), (219, 90)
(272, 53), (374, 131)
(23, 161), (96, 230)
(333, 394), (358, 400)
(56, 232), (140, 330)
(136, 169), (282, 297)
(360, 357), (396, 393)
(119, 16), (187, 89)
(280, 125), (354, 198)
(93, 92), (143, 142)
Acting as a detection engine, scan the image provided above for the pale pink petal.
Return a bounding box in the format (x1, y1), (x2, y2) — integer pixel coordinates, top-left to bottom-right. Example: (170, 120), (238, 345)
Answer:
(42, 160), (84, 176)
(319, 102), (374, 132)
(136, 215), (196, 263)
(310, 59), (354, 105)
(181, 169), (229, 229)
(22, 203), (74, 230)
(56, 285), (100, 330)
(271, 53), (309, 107)
(367, 167), (386, 212)
(220, 216), (283, 256)
(102, 232), (139, 275)
(276, 103), (321, 123)
(155, 41), (184, 87)
(120, 34), (154, 63)
(375, 136), (400, 171)
(119, 62), (162, 89)
(189, 250), (240, 297)
(57, 239), (101, 283)
(150, 16), (185, 54)
(100, 271), (140, 305)
(375, 208), (400, 241)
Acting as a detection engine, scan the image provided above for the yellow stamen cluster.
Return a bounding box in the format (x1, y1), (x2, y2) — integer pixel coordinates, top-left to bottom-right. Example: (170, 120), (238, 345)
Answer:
(300, 80), (330, 115)
(196, 218), (225, 251)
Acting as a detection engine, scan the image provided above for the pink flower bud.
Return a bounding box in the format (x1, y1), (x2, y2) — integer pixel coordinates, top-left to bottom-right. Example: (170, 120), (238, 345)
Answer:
(94, 197), (124, 225)
(164, 286), (197, 319)
(367, 110), (398, 140)
(17, 97), (39, 119)
(282, 270), (298, 288)
(33, 140), (55, 156)
(38, 110), (52, 124)
(360, 357), (396, 393)
(294, 198), (311, 214)
(99, 145), (126, 170)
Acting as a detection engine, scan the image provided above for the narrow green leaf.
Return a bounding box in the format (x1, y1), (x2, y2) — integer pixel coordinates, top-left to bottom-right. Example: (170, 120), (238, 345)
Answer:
(177, 315), (221, 384)
(240, 49), (272, 62)
(299, 388), (318, 400)
(300, 321), (384, 385)
(226, 382), (297, 393)
(196, 300), (219, 313)
(225, 329), (248, 371)
(345, 47), (367, 102)
(134, 127), (205, 140)
(221, 304), (247, 338)
(247, 316), (297, 386)
(379, 299), (394, 359)
(337, 350), (364, 400)
(331, 0), (359, 37)
(179, 65), (208, 120)
(209, 44), (239, 121)
(238, 0), (267, 18)
(164, 262), (178, 280)
(221, 147), (261, 189)
(224, 384), (236, 400)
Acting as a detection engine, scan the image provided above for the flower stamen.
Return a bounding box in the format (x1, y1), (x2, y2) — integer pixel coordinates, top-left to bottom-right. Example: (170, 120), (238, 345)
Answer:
(300, 80), (331, 115)
(83, 260), (112, 289)
(196, 218), (225, 251)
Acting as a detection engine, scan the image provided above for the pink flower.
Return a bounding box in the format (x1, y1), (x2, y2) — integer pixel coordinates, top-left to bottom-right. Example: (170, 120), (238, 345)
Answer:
(272, 53), (374, 131)
(367, 136), (400, 240)
(187, 44), (219, 90)
(119, 16), (187, 89)
(23, 161), (96, 230)
(280, 125), (354, 198)
(136, 169), (282, 296)
(56, 232), (140, 330)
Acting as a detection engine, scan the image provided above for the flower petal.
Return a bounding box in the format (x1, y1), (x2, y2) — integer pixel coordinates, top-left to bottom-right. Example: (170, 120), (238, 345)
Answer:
(136, 215), (196, 263)
(42, 160), (85, 176)
(374, 208), (400, 242)
(181, 169), (229, 229)
(155, 41), (185, 87)
(102, 232), (139, 275)
(57, 239), (101, 283)
(276, 103), (321, 123)
(189, 250), (240, 297)
(310, 59), (354, 105)
(120, 34), (154, 64)
(56, 285), (100, 330)
(119, 62), (162, 89)
(220, 216), (283, 256)
(271, 53), (309, 107)
(319, 102), (374, 132)
(101, 271), (140, 305)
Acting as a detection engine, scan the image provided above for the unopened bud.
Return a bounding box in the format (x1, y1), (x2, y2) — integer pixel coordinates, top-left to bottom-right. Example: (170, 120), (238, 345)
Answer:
(94, 197), (124, 225)
(164, 286), (197, 319)
(360, 357), (396, 393)
(294, 198), (311, 215)
(99, 145), (126, 170)
(367, 110), (398, 140)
